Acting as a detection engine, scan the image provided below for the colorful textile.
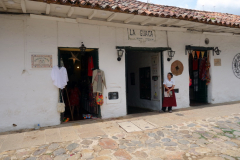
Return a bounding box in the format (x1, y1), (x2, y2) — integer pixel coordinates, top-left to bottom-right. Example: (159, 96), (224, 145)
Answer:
(88, 56), (94, 76)
(162, 87), (177, 107)
(205, 53), (211, 85)
(96, 94), (104, 106)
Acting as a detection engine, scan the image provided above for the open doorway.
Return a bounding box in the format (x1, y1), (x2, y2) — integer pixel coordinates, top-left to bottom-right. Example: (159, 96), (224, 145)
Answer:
(58, 47), (100, 122)
(189, 50), (209, 106)
(125, 48), (163, 114)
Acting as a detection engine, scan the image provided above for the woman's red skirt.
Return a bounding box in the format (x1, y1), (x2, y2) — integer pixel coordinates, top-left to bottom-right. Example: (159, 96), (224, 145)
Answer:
(162, 87), (177, 107)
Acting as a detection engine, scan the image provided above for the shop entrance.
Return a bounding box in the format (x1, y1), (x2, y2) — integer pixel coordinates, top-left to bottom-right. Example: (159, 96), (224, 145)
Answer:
(123, 47), (169, 114)
(58, 47), (100, 122)
(188, 47), (211, 106)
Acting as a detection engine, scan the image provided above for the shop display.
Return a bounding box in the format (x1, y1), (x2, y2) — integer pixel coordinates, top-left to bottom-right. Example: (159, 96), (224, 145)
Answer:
(58, 49), (101, 122)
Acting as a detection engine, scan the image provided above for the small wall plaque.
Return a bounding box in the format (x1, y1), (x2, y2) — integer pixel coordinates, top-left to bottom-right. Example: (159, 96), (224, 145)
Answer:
(31, 55), (52, 68)
(214, 59), (221, 66)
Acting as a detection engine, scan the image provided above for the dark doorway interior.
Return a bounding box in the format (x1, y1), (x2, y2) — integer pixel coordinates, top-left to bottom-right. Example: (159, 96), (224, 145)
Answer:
(58, 48), (100, 122)
(189, 50), (209, 106)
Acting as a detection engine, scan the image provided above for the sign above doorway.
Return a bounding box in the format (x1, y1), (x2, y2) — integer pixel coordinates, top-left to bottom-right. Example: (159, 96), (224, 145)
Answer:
(127, 28), (156, 42)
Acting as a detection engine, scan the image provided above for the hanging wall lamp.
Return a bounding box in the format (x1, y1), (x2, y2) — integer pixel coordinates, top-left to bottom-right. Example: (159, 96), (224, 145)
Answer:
(79, 42), (86, 53)
(213, 47), (221, 56)
(167, 49), (175, 61)
(117, 49), (124, 61)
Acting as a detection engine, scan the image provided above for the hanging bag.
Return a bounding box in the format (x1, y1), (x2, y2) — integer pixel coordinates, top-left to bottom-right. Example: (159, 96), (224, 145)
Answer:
(57, 90), (65, 113)
(96, 93), (104, 106)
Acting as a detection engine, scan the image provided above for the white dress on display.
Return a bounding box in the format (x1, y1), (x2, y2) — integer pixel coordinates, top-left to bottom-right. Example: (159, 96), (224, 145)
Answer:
(51, 66), (69, 89)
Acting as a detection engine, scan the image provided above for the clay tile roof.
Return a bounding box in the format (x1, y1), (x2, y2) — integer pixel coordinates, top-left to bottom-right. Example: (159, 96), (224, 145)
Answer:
(34, 0), (240, 28)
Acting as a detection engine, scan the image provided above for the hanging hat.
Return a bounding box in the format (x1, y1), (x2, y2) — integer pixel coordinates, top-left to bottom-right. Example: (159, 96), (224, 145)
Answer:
(171, 60), (184, 76)
(192, 51), (195, 58)
(201, 51), (205, 58)
(196, 51), (200, 59)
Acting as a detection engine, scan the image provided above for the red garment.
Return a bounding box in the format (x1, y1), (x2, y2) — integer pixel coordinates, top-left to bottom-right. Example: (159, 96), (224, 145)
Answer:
(162, 87), (177, 107)
(88, 56), (94, 76)
(192, 59), (198, 70)
(69, 87), (80, 106)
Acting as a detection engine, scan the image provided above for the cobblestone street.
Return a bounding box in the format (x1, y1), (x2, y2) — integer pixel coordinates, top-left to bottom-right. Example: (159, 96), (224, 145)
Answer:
(1, 102), (240, 160)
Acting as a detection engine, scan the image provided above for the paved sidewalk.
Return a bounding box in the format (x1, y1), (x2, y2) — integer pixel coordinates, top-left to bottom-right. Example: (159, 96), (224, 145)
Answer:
(0, 102), (240, 160)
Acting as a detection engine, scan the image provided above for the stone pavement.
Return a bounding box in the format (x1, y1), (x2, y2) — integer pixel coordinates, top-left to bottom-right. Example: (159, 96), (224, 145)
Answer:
(0, 102), (240, 160)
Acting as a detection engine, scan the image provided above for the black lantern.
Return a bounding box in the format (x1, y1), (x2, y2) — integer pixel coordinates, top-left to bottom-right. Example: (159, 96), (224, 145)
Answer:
(167, 49), (175, 61)
(213, 47), (221, 55)
(117, 49), (124, 61)
(79, 42), (86, 53)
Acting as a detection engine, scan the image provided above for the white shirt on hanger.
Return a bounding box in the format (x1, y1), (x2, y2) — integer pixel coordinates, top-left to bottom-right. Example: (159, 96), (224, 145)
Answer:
(51, 66), (68, 89)
(163, 78), (175, 87)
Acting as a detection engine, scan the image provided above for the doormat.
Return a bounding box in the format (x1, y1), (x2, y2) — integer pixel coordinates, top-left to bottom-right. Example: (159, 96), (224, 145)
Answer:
(118, 120), (156, 132)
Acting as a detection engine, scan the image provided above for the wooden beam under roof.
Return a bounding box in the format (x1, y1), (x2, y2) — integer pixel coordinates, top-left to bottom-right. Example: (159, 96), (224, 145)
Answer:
(107, 13), (117, 22)
(46, 4), (50, 15)
(124, 15), (134, 24)
(165, 19), (181, 26)
(156, 19), (169, 26)
(21, 0), (26, 13)
(88, 10), (97, 20)
(0, 0), (7, 11)
(67, 7), (74, 17)
(140, 18), (153, 26)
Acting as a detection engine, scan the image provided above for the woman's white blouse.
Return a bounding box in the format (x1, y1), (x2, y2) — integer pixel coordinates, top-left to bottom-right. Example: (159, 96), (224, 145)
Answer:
(163, 78), (175, 87)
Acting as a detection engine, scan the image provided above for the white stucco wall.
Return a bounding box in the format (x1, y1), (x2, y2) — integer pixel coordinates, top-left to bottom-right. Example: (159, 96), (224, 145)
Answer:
(0, 14), (240, 132)
(127, 52), (161, 111)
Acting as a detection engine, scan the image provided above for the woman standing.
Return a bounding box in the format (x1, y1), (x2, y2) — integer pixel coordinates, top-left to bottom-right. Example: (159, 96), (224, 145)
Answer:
(162, 72), (177, 113)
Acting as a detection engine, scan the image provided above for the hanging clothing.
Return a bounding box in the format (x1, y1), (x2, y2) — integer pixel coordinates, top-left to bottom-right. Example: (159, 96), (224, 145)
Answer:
(69, 87), (80, 106)
(88, 56), (94, 77)
(51, 66), (68, 89)
(205, 54), (211, 85)
(199, 58), (206, 79)
(92, 69), (106, 94)
(192, 59), (198, 70)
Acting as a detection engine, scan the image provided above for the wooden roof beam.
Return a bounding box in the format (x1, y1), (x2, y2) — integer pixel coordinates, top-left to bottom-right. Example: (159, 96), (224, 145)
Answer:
(88, 10), (97, 20)
(0, 0), (7, 11)
(124, 15), (135, 24)
(67, 7), (74, 17)
(46, 4), (50, 14)
(156, 19), (169, 26)
(107, 13), (117, 22)
(179, 22), (203, 28)
(165, 19), (181, 26)
(140, 18), (153, 26)
(21, 0), (26, 13)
